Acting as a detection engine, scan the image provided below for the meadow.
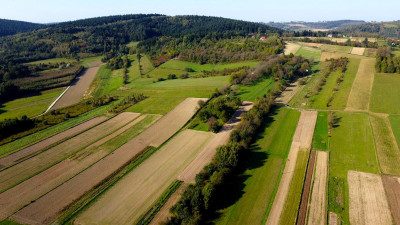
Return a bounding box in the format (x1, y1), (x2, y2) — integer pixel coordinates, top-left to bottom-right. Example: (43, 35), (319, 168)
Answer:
(237, 77), (274, 101)
(312, 111), (328, 151)
(370, 73), (400, 114)
(295, 46), (321, 61)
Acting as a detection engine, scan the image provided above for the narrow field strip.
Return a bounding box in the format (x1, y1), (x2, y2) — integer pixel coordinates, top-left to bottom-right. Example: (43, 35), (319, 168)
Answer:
(75, 130), (214, 225)
(275, 80), (302, 105)
(351, 47), (365, 56)
(178, 101), (254, 183)
(382, 175), (400, 225)
(266, 110), (318, 225)
(307, 151), (328, 225)
(284, 43), (301, 55)
(0, 115), (154, 221)
(10, 98), (203, 225)
(0, 112), (139, 192)
(370, 113), (400, 176)
(345, 58), (375, 111)
(0, 117), (107, 169)
(348, 170), (393, 225)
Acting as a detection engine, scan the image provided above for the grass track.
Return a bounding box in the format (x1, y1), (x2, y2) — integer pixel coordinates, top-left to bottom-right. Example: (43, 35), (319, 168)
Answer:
(389, 115), (400, 147)
(312, 111), (328, 151)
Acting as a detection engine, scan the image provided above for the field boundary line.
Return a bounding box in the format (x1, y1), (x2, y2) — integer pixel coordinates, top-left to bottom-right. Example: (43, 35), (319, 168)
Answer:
(38, 86), (70, 117)
(368, 114), (383, 174)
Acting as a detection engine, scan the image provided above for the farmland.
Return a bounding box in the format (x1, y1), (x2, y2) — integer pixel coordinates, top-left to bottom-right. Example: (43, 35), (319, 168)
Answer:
(295, 45), (322, 61)
(370, 73), (400, 114)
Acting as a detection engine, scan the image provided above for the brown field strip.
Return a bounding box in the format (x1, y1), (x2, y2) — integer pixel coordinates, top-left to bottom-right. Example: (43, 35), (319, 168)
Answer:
(351, 47), (365, 56)
(10, 98), (204, 225)
(275, 80), (302, 105)
(178, 101), (254, 183)
(329, 212), (338, 225)
(0, 115), (149, 221)
(266, 110), (318, 225)
(298, 42), (324, 48)
(75, 130), (214, 225)
(0, 117), (107, 168)
(297, 150), (316, 225)
(345, 58), (375, 111)
(285, 43), (301, 55)
(382, 175), (400, 225)
(307, 151), (328, 225)
(149, 184), (188, 225)
(51, 66), (100, 110)
(0, 112), (139, 192)
(348, 170), (393, 225)
(370, 113), (400, 176)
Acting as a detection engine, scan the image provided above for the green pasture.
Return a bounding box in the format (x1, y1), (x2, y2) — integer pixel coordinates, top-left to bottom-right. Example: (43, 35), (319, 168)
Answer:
(370, 73), (400, 114)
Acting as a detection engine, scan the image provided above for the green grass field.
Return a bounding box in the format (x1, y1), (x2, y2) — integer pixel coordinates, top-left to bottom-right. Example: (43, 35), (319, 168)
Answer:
(140, 55), (155, 74)
(370, 73), (400, 114)
(159, 60), (259, 72)
(127, 54), (141, 82)
(26, 58), (77, 65)
(295, 46), (322, 61)
(93, 65), (112, 98)
(329, 58), (360, 109)
(279, 150), (309, 225)
(320, 45), (353, 54)
(389, 115), (400, 147)
(328, 112), (379, 224)
(312, 111), (328, 151)
(146, 68), (187, 80)
(126, 41), (139, 49)
(0, 88), (64, 120)
(80, 56), (103, 68)
(104, 69), (124, 95)
(237, 77), (274, 101)
(310, 70), (342, 109)
(215, 107), (300, 225)
(149, 76), (229, 88)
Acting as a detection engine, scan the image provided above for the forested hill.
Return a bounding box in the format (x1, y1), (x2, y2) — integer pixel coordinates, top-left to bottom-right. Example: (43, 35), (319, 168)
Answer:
(0, 19), (43, 37)
(338, 21), (400, 38)
(0, 14), (281, 63)
(267, 20), (365, 31)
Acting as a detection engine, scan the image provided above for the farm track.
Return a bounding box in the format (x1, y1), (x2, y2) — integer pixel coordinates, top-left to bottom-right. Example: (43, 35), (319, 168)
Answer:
(307, 151), (328, 225)
(10, 98), (204, 225)
(0, 116), (107, 169)
(348, 170), (393, 225)
(0, 114), (147, 221)
(266, 110), (317, 225)
(382, 175), (400, 225)
(275, 80), (302, 105)
(296, 150), (316, 225)
(50, 61), (100, 110)
(178, 101), (254, 183)
(0, 112), (139, 193)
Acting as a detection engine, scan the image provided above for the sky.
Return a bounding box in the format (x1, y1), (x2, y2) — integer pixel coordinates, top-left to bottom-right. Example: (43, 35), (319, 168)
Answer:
(0, 0), (399, 24)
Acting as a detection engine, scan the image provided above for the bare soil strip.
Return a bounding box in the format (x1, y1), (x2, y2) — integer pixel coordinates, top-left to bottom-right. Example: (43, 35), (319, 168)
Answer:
(348, 170), (393, 225)
(345, 58), (375, 111)
(0, 115), (147, 221)
(285, 43), (301, 55)
(178, 101), (254, 183)
(382, 175), (400, 225)
(298, 42), (324, 48)
(370, 113), (400, 176)
(11, 98), (204, 225)
(266, 110), (318, 225)
(351, 47), (365, 56)
(0, 117), (107, 168)
(329, 212), (338, 225)
(307, 151), (328, 225)
(275, 80), (302, 105)
(75, 130), (214, 225)
(149, 184), (188, 225)
(50, 66), (100, 110)
(297, 150), (317, 225)
(0, 112), (139, 192)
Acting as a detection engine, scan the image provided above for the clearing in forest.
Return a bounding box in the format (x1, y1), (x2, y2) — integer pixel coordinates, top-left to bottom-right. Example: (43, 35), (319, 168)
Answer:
(10, 98), (204, 225)
(266, 110), (317, 225)
(348, 170), (393, 225)
(345, 58), (375, 111)
(307, 151), (328, 225)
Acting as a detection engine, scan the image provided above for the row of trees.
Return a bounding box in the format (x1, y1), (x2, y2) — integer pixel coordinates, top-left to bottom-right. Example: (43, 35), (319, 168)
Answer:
(375, 47), (400, 73)
(291, 37), (378, 48)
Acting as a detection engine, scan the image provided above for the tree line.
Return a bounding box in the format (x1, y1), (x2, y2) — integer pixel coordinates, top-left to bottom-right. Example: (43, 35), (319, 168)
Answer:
(375, 47), (400, 73)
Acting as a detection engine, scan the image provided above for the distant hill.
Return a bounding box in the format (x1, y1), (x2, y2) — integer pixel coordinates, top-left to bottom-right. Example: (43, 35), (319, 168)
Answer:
(267, 20), (366, 31)
(338, 21), (400, 38)
(0, 18), (43, 37)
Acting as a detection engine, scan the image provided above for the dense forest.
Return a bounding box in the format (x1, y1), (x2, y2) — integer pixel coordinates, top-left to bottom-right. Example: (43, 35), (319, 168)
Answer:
(375, 47), (400, 73)
(338, 21), (400, 38)
(0, 18), (43, 37)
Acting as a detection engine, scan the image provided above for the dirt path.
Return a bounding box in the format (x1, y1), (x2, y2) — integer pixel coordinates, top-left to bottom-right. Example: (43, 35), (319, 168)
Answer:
(307, 151), (328, 225)
(50, 64), (100, 110)
(345, 58), (375, 111)
(275, 80), (302, 105)
(0, 114), (147, 221)
(10, 98), (204, 225)
(75, 130), (214, 225)
(351, 47), (365, 56)
(0, 117), (107, 169)
(266, 110), (318, 225)
(149, 184), (188, 225)
(285, 43), (301, 55)
(0, 112), (139, 192)
(348, 170), (393, 225)
(297, 150), (317, 225)
(382, 175), (400, 225)
(329, 212), (338, 225)
(178, 101), (254, 183)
